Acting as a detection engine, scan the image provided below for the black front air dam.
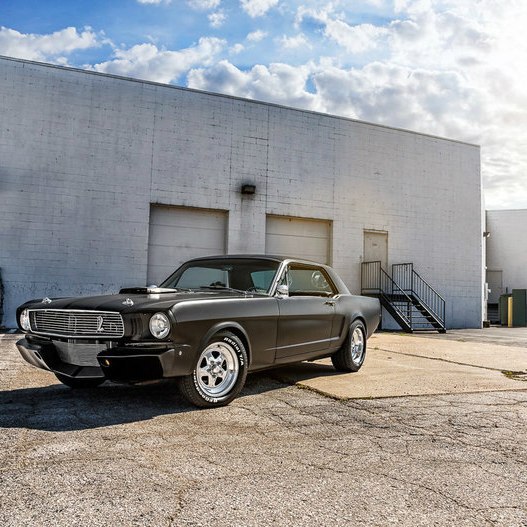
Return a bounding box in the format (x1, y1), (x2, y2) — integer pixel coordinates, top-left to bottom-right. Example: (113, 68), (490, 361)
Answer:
(16, 338), (105, 380)
(16, 338), (52, 371)
(97, 345), (193, 383)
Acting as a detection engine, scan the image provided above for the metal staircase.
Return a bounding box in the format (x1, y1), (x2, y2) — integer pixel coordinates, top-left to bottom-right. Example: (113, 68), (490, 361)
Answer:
(361, 261), (446, 333)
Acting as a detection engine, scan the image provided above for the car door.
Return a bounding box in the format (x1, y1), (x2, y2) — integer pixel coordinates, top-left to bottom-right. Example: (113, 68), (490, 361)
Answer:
(275, 263), (337, 361)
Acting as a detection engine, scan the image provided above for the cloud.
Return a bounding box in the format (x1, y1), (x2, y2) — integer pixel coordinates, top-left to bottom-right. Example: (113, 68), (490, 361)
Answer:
(137, 0), (172, 4)
(187, 0), (221, 9)
(188, 58), (480, 134)
(188, 60), (318, 109)
(312, 62), (485, 140)
(208, 11), (226, 28)
(280, 33), (310, 49)
(240, 0), (278, 18)
(247, 29), (268, 42)
(0, 26), (101, 63)
(92, 37), (225, 84)
(324, 20), (388, 53)
(230, 43), (244, 54)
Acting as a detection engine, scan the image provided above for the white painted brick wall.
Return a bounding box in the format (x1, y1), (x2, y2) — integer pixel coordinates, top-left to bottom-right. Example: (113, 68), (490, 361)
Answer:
(0, 57), (482, 328)
(486, 210), (527, 292)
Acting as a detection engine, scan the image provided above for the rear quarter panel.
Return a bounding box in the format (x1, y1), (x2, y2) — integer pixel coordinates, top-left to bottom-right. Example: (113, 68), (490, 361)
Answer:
(334, 294), (381, 342)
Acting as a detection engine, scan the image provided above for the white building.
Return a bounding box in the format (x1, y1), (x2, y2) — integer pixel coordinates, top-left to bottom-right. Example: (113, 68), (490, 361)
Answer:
(0, 56), (483, 329)
(486, 209), (527, 303)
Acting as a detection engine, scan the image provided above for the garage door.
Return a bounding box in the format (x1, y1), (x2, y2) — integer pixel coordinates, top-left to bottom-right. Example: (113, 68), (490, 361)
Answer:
(147, 205), (227, 285)
(265, 215), (332, 264)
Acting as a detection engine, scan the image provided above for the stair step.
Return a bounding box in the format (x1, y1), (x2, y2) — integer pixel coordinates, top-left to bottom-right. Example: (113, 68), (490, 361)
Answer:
(366, 283), (446, 333)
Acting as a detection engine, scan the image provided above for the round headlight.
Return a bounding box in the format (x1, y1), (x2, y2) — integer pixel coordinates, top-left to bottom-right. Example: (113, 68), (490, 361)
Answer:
(149, 312), (170, 339)
(20, 309), (31, 331)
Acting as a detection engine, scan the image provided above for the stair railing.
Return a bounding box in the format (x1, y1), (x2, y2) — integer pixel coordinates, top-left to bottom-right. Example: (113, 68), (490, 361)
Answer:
(362, 261), (414, 329)
(392, 263), (445, 328)
(361, 261), (382, 294)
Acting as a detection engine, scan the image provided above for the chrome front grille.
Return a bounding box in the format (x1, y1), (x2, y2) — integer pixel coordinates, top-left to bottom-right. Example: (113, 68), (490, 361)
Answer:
(29, 310), (124, 338)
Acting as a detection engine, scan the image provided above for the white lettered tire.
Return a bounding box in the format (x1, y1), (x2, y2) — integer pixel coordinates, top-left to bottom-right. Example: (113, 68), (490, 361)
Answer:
(331, 320), (367, 372)
(178, 331), (248, 408)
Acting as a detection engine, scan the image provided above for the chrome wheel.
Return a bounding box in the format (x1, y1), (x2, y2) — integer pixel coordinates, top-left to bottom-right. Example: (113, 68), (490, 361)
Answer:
(196, 341), (239, 398)
(178, 331), (248, 408)
(331, 320), (367, 373)
(350, 326), (365, 363)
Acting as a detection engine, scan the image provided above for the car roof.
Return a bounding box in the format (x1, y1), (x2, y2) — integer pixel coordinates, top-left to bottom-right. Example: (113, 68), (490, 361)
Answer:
(185, 254), (327, 266)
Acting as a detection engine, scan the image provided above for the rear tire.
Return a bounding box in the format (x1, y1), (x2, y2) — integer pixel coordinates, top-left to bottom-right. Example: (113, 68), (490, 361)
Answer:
(54, 373), (105, 389)
(331, 320), (367, 372)
(178, 331), (248, 408)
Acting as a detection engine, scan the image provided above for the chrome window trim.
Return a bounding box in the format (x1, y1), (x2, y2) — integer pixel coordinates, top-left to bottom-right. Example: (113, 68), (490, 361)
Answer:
(268, 259), (340, 297)
(267, 260), (289, 297)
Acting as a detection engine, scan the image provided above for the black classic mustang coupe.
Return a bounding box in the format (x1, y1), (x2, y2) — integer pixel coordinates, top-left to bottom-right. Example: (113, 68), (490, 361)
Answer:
(16, 255), (380, 407)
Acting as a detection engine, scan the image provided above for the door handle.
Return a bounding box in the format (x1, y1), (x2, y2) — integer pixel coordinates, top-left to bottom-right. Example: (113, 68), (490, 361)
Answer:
(324, 300), (336, 306)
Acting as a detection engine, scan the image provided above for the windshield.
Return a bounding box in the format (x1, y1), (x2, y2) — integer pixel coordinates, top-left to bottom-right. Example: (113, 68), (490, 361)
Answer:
(160, 258), (281, 294)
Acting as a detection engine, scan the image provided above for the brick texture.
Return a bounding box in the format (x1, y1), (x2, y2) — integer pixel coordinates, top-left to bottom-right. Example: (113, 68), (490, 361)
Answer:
(0, 57), (482, 328)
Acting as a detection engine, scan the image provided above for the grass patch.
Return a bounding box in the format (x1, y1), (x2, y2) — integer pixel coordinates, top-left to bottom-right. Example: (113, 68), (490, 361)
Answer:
(502, 370), (527, 381)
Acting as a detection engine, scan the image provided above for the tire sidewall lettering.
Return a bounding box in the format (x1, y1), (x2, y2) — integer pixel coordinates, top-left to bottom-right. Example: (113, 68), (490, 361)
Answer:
(223, 336), (244, 366)
(193, 334), (245, 403)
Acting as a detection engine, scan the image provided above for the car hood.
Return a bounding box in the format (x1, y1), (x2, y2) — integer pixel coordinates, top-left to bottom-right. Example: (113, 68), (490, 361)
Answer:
(22, 290), (254, 313)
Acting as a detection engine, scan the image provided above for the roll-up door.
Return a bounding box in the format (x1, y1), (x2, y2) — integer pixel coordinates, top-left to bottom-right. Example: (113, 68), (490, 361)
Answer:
(147, 205), (227, 285)
(265, 215), (331, 264)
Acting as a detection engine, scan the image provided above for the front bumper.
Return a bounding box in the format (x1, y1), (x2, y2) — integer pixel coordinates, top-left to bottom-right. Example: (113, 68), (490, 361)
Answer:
(16, 337), (194, 383)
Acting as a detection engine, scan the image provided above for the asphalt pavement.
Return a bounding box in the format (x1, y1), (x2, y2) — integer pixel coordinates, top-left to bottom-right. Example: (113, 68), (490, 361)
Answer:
(1, 330), (526, 526)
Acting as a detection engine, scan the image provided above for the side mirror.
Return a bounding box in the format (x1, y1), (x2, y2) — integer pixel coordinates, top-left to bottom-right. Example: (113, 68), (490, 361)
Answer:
(276, 284), (289, 297)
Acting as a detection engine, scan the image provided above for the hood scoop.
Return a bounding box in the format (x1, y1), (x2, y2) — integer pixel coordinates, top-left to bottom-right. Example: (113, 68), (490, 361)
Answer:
(119, 287), (180, 295)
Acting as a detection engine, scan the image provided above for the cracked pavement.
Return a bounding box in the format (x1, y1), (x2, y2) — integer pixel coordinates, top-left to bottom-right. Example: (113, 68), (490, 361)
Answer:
(1, 332), (527, 526)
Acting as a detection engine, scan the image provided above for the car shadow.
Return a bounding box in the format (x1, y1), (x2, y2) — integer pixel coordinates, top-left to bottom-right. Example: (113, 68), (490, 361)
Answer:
(0, 361), (342, 433)
(269, 359), (341, 384)
(0, 371), (295, 432)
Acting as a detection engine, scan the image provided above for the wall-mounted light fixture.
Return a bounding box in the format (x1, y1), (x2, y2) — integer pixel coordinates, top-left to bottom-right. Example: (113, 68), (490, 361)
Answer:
(241, 184), (256, 195)
(483, 231), (491, 238)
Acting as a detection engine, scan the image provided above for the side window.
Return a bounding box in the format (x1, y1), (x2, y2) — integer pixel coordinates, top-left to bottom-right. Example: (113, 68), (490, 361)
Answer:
(287, 265), (336, 296)
(250, 270), (276, 292)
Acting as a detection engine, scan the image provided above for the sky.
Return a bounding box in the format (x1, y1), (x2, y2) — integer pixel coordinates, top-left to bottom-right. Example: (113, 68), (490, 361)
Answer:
(1, 0), (526, 210)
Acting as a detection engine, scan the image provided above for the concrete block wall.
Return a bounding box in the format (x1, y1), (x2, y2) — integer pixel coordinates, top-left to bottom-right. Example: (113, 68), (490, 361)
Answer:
(486, 210), (527, 292)
(0, 56), (482, 328)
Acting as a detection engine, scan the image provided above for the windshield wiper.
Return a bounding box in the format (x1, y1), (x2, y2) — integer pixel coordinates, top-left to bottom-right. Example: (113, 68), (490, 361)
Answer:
(198, 285), (249, 294)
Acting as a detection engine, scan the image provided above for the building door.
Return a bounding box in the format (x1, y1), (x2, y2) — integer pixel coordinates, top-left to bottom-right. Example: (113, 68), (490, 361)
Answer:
(147, 205), (227, 286)
(265, 215), (332, 264)
(486, 270), (503, 304)
(363, 230), (388, 270)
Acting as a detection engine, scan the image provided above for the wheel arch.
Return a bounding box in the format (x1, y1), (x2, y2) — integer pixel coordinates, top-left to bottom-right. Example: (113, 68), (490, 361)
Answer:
(200, 322), (252, 366)
(351, 315), (367, 334)
(342, 314), (367, 341)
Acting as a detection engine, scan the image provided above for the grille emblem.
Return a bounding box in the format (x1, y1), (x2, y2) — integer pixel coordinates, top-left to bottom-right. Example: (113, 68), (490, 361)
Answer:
(96, 315), (104, 333)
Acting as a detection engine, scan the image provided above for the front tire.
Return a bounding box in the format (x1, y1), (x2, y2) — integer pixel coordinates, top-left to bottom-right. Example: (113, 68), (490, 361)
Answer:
(331, 320), (367, 372)
(54, 373), (105, 389)
(178, 331), (248, 408)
